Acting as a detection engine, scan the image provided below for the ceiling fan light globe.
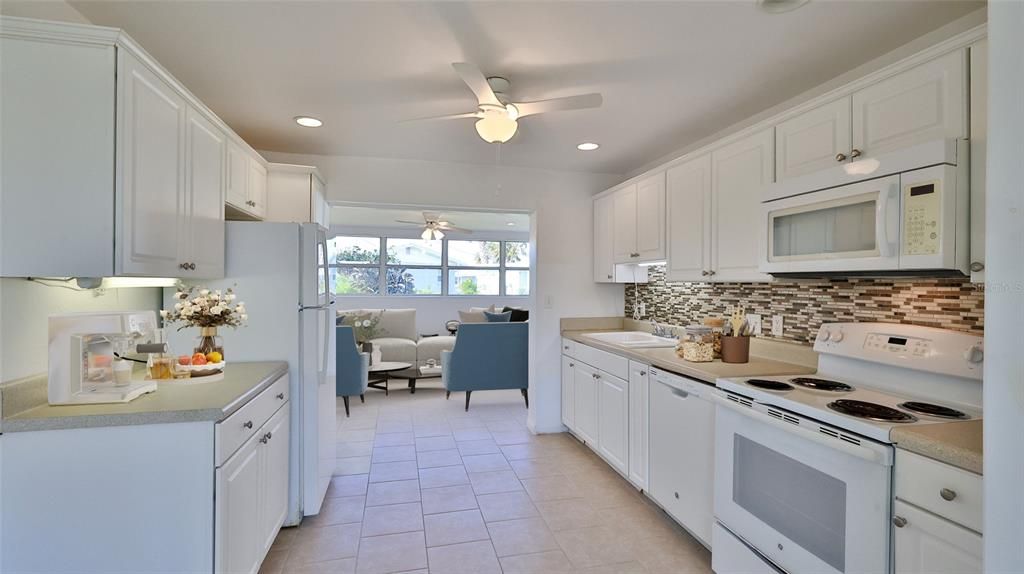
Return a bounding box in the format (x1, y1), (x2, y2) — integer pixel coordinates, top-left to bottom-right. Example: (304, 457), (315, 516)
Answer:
(421, 228), (432, 240)
(475, 116), (518, 143)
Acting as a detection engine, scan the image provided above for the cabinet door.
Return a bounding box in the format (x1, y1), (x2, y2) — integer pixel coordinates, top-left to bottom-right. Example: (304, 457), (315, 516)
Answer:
(635, 173), (666, 260)
(627, 362), (649, 490)
(248, 159), (268, 219)
(597, 373), (629, 475)
(612, 185), (638, 262)
(226, 140), (251, 213)
(775, 97), (852, 180)
(215, 432), (263, 574)
(969, 40), (986, 283)
(311, 175), (328, 228)
(561, 356), (576, 431)
(893, 501), (982, 574)
(260, 406), (290, 554)
(593, 195), (615, 282)
(666, 154), (712, 282)
(710, 129), (773, 282)
(117, 50), (186, 276)
(184, 107), (226, 278)
(852, 50), (967, 158)
(573, 363), (598, 445)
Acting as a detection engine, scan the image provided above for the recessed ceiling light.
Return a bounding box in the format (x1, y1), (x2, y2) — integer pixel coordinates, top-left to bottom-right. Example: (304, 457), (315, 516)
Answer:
(756, 0), (810, 14)
(294, 116), (323, 128)
(506, 222), (516, 226)
(577, 142), (600, 151)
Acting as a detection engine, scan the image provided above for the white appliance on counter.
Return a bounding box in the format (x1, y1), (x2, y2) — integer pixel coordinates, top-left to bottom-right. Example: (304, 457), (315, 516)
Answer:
(712, 322), (983, 574)
(164, 222), (335, 525)
(760, 139), (969, 275)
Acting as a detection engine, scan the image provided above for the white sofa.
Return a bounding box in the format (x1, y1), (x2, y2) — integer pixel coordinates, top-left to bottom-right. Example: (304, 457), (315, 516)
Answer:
(338, 308), (455, 368)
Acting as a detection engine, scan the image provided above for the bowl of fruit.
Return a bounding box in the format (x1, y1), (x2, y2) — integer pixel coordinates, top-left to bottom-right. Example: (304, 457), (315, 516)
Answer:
(178, 352), (225, 378)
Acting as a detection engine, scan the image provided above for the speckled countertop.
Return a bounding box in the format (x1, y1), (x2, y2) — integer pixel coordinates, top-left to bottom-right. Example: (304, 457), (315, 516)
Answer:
(561, 329), (816, 386)
(0, 361), (287, 433)
(891, 420), (983, 475)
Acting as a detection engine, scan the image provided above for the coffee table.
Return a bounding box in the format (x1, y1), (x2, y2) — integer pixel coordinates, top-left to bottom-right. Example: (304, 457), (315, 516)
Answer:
(367, 361), (412, 396)
(389, 365), (443, 394)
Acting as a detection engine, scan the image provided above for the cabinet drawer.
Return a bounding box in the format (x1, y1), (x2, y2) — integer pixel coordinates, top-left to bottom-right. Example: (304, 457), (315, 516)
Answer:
(562, 338), (577, 358)
(217, 374), (289, 466)
(895, 450), (982, 532)
(574, 343), (629, 381)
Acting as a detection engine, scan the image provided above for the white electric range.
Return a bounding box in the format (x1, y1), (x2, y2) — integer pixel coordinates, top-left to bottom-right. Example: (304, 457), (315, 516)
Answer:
(711, 322), (983, 574)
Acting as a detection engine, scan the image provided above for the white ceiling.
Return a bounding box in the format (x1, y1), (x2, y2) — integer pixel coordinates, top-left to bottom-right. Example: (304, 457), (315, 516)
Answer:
(71, 1), (982, 175)
(331, 206), (530, 234)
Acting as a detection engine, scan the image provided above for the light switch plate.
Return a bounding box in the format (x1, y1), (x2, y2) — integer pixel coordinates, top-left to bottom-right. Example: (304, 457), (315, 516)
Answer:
(772, 315), (784, 337)
(746, 314), (763, 336)
(639, 302), (646, 317)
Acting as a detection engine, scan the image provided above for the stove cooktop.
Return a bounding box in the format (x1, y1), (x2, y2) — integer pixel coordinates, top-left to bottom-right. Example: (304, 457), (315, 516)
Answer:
(827, 399), (918, 423)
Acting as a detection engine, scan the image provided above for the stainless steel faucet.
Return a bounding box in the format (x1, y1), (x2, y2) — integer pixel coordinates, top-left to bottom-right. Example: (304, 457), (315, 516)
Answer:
(650, 319), (676, 339)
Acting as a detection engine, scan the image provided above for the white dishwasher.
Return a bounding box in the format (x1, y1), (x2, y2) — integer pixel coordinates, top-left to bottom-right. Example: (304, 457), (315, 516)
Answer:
(648, 367), (715, 547)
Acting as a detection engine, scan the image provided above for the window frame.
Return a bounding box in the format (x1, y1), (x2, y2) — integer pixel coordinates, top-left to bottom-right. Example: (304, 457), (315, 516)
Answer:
(328, 235), (530, 297)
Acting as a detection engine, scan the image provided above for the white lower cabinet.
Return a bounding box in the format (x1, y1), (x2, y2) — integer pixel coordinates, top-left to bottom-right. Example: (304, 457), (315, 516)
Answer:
(597, 373), (629, 475)
(627, 361), (649, 490)
(561, 355), (576, 431)
(573, 362), (599, 445)
(893, 500), (982, 574)
(648, 369), (715, 546)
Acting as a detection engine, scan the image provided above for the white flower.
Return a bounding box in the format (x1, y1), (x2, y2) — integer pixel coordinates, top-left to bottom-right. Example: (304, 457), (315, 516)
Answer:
(210, 305), (224, 315)
(175, 291), (187, 300)
(191, 304), (202, 314)
(362, 319), (371, 327)
(211, 290), (221, 300)
(200, 289), (210, 296)
(181, 307), (192, 317)
(235, 303), (246, 312)
(159, 310), (169, 318)
(225, 293), (236, 301)
(240, 313), (248, 321)
(175, 302), (184, 310)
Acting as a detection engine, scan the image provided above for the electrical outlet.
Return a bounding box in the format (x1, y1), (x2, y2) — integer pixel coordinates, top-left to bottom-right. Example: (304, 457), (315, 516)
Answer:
(772, 315), (784, 337)
(639, 302), (646, 317)
(746, 314), (763, 336)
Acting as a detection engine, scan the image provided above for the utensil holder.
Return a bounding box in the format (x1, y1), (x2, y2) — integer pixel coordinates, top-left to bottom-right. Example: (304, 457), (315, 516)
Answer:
(721, 336), (750, 364)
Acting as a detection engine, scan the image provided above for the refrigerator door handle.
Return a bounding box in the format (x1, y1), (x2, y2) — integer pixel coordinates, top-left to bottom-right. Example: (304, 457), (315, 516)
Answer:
(318, 306), (331, 386)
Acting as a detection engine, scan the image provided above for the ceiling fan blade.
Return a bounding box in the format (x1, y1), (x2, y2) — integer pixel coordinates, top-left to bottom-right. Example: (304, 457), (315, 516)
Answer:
(394, 220), (426, 225)
(452, 62), (502, 107)
(401, 111), (480, 123)
(437, 224), (472, 233)
(513, 93), (603, 118)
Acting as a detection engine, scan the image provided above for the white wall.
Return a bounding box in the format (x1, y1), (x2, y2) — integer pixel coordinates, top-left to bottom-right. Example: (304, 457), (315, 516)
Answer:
(262, 151), (625, 433)
(336, 296), (530, 336)
(983, 2), (1024, 571)
(0, 279), (160, 382)
(0, 0), (90, 23)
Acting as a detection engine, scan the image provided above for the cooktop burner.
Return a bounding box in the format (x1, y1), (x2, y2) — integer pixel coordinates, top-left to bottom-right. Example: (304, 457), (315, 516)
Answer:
(790, 377), (855, 393)
(745, 379), (794, 391)
(898, 401), (968, 420)
(828, 399), (918, 423)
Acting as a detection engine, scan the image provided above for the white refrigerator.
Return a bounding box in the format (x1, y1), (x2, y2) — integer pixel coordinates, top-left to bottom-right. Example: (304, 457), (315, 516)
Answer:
(164, 221), (336, 525)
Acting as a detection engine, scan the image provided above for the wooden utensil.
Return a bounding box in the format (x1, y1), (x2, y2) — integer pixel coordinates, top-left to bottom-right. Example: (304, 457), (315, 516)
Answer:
(729, 306), (747, 337)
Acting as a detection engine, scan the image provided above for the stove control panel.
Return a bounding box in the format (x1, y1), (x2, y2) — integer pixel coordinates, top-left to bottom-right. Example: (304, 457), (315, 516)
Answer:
(864, 333), (933, 357)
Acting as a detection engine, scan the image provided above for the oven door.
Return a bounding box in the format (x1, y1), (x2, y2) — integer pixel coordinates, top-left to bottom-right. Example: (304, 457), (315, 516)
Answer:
(713, 394), (893, 574)
(761, 175), (900, 274)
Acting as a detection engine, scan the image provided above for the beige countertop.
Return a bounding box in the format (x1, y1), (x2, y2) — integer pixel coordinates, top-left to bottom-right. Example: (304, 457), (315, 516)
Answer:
(0, 361), (288, 433)
(561, 329), (816, 386)
(892, 419), (983, 475)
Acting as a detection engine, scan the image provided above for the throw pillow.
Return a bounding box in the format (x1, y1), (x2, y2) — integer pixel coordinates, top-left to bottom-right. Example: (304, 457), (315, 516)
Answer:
(484, 311), (512, 323)
(458, 309), (487, 323)
(502, 306), (529, 322)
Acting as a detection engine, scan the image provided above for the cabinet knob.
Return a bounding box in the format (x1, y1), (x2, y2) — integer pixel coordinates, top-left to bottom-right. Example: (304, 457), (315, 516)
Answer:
(674, 492), (680, 499)
(970, 261), (985, 272)
(708, 270), (716, 276)
(243, 420), (253, 429)
(276, 392), (285, 400)
(835, 153), (847, 162)
(607, 274), (613, 280)
(701, 270), (709, 276)
(259, 434), (269, 444)
(940, 488), (958, 501)
(892, 516), (907, 528)
(640, 371), (646, 377)
(179, 263), (188, 270)
(569, 363), (575, 367)
(265, 431), (273, 441)
(850, 149), (862, 159)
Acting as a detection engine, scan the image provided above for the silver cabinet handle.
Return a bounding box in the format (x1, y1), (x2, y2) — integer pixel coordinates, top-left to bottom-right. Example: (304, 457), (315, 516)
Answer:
(569, 363), (575, 368)
(836, 152), (847, 162)
(708, 270), (716, 276)
(259, 434), (269, 444)
(970, 261), (985, 272)
(701, 270), (709, 276)
(893, 516), (907, 528)
(607, 274), (613, 280)
(276, 392), (285, 400)
(850, 149), (862, 159)
(564, 345), (570, 350)
(640, 371), (646, 377)
(265, 431), (273, 441)
(243, 420), (253, 429)
(940, 488), (957, 501)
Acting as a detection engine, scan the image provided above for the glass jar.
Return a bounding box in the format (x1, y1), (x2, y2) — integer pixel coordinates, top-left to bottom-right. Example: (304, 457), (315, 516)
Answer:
(703, 318), (725, 359)
(146, 329), (174, 380)
(679, 326), (715, 362)
(194, 327), (224, 358)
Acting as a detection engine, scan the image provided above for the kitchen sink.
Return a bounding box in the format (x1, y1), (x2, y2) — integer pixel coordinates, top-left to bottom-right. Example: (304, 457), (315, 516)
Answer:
(582, 331), (678, 348)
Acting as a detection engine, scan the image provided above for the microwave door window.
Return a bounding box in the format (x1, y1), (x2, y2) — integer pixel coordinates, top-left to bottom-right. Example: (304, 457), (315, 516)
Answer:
(733, 435), (847, 572)
(771, 199), (878, 260)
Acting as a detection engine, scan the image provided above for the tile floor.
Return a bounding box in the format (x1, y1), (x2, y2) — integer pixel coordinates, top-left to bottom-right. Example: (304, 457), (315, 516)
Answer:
(261, 381), (712, 574)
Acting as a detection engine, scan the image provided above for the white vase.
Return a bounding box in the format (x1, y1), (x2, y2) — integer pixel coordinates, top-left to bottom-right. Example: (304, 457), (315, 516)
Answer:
(371, 345), (382, 366)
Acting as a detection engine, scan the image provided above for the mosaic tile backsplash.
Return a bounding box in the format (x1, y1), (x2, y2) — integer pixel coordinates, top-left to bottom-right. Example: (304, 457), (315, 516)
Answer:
(625, 266), (984, 346)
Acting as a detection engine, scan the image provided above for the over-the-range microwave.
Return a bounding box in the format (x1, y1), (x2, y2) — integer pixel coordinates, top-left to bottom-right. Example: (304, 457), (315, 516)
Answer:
(759, 139), (969, 276)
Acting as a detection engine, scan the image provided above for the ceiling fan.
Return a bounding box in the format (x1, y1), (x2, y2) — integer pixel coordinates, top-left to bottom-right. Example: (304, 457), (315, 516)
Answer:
(395, 212), (472, 240)
(406, 62), (603, 144)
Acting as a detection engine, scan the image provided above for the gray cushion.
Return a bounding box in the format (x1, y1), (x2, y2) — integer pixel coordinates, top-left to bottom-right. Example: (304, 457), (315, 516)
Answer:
(368, 337), (417, 363)
(416, 335), (456, 365)
(458, 309), (487, 323)
(484, 311), (512, 322)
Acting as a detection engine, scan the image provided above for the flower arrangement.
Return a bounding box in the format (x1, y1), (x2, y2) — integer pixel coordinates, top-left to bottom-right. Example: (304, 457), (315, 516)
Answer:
(343, 311), (383, 343)
(161, 285), (248, 330)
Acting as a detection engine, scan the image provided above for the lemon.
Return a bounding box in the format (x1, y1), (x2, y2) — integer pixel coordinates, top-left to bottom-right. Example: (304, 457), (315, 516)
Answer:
(206, 351), (223, 364)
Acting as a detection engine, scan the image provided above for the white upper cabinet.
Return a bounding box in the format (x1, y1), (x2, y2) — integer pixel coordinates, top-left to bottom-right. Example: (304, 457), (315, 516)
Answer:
(612, 184), (638, 261)
(248, 159), (268, 218)
(666, 154), (712, 282)
(225, 140), (268, 220)
(184, 107), (226, 279)
(265, 164), (328, 228)
(968, 39), (987, 283)
(593, 194), (615, 282)
(852, 50), (967, 158)
(775, 98), (852, 181)
(635, 173), (666, 261)
(116, 49), (187, 277)
(226, 140), (250, 210)
(711, 129), (774, 282)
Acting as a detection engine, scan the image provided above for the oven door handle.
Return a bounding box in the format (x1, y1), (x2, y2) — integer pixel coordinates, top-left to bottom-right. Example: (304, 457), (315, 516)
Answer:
(712, 394), (888, 465)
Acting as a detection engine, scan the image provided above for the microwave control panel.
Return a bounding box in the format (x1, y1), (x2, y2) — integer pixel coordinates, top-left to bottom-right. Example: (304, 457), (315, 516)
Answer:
(903, 180), (941, 256)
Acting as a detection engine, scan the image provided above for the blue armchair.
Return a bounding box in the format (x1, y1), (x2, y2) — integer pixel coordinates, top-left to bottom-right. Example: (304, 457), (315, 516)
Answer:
(441, 322), (528, 411)
(336, 326), (369, 416)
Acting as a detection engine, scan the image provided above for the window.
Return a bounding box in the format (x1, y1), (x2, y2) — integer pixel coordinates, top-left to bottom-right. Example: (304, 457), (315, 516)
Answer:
(328, 236), (530, 297)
